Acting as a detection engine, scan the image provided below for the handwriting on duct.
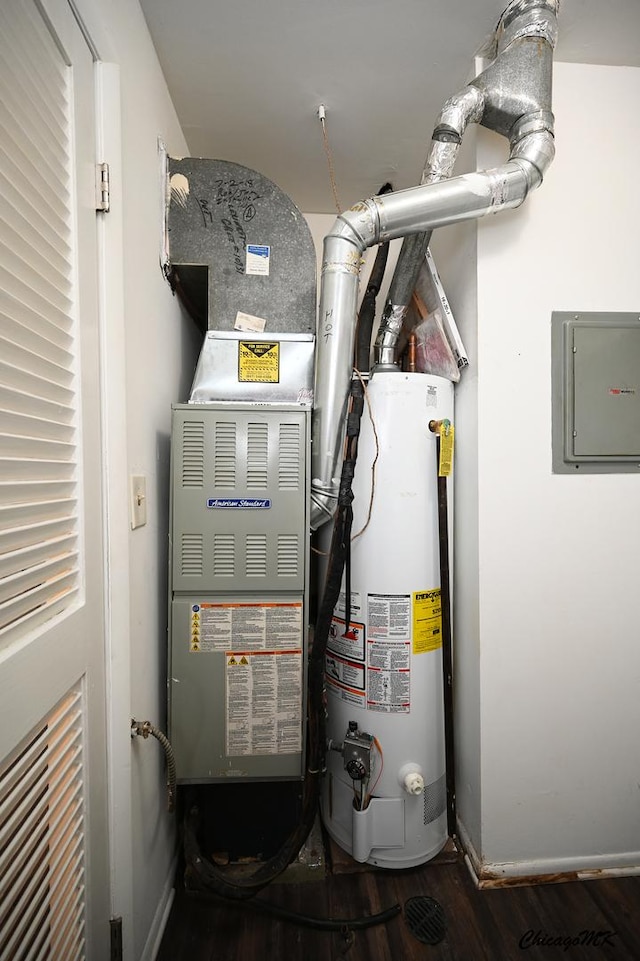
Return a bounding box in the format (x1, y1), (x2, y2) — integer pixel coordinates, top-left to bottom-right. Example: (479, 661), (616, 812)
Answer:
(196, 179), (262, 276)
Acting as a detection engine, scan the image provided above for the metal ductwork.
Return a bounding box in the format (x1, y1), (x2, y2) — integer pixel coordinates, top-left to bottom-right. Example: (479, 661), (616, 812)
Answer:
(310, 0), (559, 530)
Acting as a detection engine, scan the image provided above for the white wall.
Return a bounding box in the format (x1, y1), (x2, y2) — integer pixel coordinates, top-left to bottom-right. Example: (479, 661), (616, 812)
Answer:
(75, 1), (200, 957)
(440, 61), (640, 878)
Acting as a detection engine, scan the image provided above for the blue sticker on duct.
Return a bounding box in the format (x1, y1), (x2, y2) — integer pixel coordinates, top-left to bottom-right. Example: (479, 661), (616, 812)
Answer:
(207, 498), (271, 509)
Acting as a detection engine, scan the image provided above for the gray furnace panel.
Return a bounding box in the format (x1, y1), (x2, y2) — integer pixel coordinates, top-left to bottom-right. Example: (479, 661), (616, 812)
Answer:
(169, 402), (310, 783)
(171, 404), (308, 593)
(170, 594), (306, 782)
(552, 312), (640, 473)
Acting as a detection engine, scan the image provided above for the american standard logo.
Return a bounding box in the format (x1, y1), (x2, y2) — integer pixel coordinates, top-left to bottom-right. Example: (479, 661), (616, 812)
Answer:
(206, 498), (271, 509)
(519, 929), (617, 951)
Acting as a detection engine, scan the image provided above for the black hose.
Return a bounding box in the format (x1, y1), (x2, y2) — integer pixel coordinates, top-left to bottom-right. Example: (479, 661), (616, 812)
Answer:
(183, 773), (321, 900)
(241, 895), (401, 932)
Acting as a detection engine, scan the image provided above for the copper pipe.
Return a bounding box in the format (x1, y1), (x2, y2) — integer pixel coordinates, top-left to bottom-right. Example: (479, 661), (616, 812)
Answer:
(407, 331), (417, 372)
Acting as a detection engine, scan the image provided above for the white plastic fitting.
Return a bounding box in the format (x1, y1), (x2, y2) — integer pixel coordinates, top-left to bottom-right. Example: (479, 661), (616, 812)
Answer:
(404, 772), (425, 795)
(398, 762), (425, 795)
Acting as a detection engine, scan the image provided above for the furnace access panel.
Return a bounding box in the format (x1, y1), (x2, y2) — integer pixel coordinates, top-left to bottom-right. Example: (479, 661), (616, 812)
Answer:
(169, 404), (310, 783)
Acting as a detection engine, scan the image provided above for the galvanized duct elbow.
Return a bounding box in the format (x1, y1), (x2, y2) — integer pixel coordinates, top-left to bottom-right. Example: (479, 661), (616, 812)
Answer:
(310, 0), (558, 529)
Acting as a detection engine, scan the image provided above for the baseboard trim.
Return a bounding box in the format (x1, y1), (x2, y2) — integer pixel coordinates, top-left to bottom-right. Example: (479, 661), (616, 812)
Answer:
(455, 818), (640, 890)
(140, 856), (177, 961)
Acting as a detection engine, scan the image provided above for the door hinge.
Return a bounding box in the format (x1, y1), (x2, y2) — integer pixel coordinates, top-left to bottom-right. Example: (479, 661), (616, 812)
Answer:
(110, 917), (123, 961)
(96, 162), (110, 212)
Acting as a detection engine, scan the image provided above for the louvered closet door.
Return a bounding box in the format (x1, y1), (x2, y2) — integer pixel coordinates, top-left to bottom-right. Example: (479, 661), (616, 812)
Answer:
(0, 1), (110, 959)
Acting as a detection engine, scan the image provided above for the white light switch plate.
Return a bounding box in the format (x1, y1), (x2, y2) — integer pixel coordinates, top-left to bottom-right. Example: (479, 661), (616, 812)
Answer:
(130, 474), (147, 529)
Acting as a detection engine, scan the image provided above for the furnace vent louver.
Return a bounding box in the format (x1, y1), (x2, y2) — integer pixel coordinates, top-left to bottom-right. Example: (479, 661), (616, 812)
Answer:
(277, 535), (298, 577)
(212, 534), (235, 577)
(181, 534), (203, 577)
(247, 423), (269, 489)
(213, 422), (236, 487)
(245, 534), (267, 577)
(181, 421), (204, 487)
(278, 423), (300, 489)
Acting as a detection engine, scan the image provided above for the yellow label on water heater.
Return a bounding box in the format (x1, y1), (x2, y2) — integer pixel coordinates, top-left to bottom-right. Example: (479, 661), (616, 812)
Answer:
(413, 589), (442, 654)
(438, 423), (454, 477)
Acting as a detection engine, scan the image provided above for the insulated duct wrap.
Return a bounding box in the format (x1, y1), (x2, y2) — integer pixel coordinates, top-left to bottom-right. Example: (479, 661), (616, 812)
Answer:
(167, 158), (316, 336)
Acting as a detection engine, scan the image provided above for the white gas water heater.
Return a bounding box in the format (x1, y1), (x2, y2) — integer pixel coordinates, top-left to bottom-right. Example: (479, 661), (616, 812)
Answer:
(320, 372), (453, 867)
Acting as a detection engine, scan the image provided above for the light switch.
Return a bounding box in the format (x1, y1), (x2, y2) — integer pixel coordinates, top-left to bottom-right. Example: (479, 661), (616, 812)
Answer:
(130, 474), (147, 529)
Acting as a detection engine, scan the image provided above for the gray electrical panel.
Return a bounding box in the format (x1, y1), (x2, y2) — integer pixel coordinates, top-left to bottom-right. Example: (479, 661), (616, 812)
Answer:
(552, 312), (640, 473)
(169, 403), (311, 783)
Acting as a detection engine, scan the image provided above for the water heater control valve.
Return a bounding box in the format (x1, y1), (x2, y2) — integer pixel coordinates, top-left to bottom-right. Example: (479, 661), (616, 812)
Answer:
(343, 722), (373, 782)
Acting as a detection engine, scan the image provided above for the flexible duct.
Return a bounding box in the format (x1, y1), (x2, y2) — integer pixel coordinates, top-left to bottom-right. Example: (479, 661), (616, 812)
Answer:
(310, 0), (559, 529)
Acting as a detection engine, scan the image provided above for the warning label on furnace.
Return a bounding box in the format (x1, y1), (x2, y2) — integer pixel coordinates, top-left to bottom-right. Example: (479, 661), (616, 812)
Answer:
(238, 340), (279, 383)
(225, 650), (302, 756)
(413, 589), (442, 653)
(367, 593), (411, 640)
(190, 602), (302, 652)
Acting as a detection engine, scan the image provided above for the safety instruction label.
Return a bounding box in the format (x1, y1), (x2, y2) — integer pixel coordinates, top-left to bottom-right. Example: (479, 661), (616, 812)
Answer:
(246, 244), (270, 276)
(189, 602), (302, 652)
(327, 615), (365, 662)
(366, 666), (410, 714)
(366, 637), (411, 714)
(238, 341), (279, 383)
(225, 650), (302, 756)
(367, 593), (411, 640)
(325, 651), (365, 691)
(325, 674), (366, 708)
(413, 589), (442, 654)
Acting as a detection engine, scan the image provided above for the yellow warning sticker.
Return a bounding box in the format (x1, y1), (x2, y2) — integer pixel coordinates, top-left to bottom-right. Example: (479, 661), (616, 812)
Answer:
(238, 341), (279, 383)
(438, 424), (454, 477)
(190, 606), (201, 651)
(413, 589), (442, 654)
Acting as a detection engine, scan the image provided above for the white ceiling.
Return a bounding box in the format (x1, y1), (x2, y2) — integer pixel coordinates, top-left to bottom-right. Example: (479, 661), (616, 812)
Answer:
(140, 0), (640, 213)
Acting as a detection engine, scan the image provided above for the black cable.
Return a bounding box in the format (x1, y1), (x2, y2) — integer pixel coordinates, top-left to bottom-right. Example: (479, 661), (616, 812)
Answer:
(246, 896), (402, 932)
(186, 886), (402, 932)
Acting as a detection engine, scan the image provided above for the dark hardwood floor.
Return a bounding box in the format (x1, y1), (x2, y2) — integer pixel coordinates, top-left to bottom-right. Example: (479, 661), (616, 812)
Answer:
(157, 845), (640, 961)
